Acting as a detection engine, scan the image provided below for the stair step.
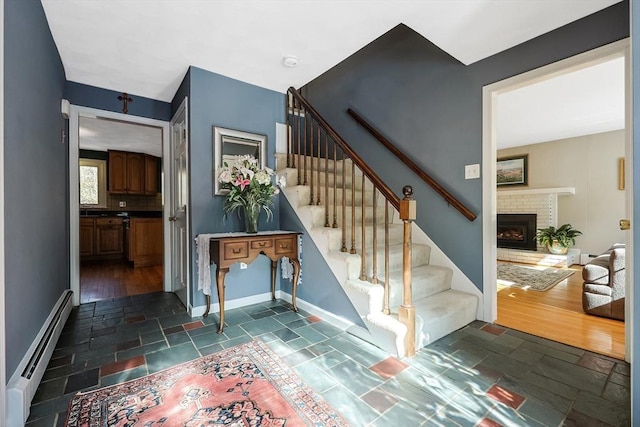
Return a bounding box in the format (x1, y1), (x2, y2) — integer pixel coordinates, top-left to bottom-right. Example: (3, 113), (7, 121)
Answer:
(406, 289), (478, 346)
(386, 265), (452, 308)
(319, 223), (405, 252)
(362, 243), (431, 277)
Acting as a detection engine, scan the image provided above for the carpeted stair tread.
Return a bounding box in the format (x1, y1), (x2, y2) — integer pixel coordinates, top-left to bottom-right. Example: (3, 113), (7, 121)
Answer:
(386, 265), (452, 307)
(399, 289), (478, 346)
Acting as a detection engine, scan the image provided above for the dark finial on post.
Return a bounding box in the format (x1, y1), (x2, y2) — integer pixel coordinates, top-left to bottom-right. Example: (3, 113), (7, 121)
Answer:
(402, 185), (414, 200)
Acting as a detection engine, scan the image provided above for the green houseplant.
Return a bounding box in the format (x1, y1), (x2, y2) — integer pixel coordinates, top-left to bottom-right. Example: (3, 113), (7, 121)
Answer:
(536, 224), (583, 254)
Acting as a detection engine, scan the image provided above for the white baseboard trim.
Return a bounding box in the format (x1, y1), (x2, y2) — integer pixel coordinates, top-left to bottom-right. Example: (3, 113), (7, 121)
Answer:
(279, 291), (354, 332)
(7, 290), (73, 427)
(188, 290), (355, 333)
(189, 291), (276, 318)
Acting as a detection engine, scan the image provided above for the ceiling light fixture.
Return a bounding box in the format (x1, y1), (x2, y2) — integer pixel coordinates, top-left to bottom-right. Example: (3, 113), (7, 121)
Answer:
(283, 55), (298, 67)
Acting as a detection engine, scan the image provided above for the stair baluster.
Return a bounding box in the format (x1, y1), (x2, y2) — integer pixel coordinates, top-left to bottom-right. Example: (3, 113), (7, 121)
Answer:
(384, 199), (390, 315)
(371, 188), (378, 284)
(332, 144), (338, 228)
(350, 161), (356, 254)
(360, 173), (367, 281)
(316, 126), (321, 205)
(324, 133), (330, 227)
(340, 146), (347, 252)
(308, 119), (314, 204)
(286, 93), (291, 168)
(296, 99), (302, 184)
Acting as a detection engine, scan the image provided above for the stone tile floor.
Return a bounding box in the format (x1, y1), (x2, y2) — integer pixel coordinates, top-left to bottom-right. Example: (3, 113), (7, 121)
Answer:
(26, 292), (630, 426)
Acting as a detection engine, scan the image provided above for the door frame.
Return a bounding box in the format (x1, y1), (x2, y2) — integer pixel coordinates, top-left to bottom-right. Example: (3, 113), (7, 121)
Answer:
(481, 38), (632, 361)
(68, 105), (171, 306)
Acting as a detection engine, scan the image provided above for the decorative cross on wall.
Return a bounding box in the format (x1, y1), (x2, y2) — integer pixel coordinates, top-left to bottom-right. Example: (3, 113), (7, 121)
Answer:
(117, 92), (133, 114)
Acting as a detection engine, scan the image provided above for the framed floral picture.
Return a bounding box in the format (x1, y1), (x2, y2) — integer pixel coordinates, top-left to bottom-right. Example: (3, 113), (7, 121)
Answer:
(497, 155), (528, 186)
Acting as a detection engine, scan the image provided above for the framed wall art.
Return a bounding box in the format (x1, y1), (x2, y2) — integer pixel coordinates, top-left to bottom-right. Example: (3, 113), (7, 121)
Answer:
(497, 155), (528, 186)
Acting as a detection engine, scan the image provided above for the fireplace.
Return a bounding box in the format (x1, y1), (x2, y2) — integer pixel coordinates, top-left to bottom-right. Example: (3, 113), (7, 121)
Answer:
(497, 214), (537, 251)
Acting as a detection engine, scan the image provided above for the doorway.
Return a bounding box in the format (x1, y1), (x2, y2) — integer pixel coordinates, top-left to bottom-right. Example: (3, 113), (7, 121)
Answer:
(69, 106), (172, 307)
(482, 39), (631, 361)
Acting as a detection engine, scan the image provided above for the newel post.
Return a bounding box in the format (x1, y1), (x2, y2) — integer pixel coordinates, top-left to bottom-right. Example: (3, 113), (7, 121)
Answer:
(399, 185), (416, 357)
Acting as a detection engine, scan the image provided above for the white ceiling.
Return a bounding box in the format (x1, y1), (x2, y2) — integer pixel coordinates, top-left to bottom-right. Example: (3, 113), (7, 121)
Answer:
(79, 117), (162, 157)
(42, 0), (624, 149)
(497, 56), (625, 149)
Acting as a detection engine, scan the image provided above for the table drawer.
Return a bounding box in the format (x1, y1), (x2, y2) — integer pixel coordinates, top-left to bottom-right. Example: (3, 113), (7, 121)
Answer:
(223, 241), (249, 260)
(251, 239), (273, 250)
(275, 237), (296, 255)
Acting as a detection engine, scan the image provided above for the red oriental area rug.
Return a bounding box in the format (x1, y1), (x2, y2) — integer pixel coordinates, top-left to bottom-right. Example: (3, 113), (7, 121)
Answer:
(64, 339), (348, 426)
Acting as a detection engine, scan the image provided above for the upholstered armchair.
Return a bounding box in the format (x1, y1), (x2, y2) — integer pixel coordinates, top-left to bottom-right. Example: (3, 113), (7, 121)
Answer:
(582, 243), (625, 320)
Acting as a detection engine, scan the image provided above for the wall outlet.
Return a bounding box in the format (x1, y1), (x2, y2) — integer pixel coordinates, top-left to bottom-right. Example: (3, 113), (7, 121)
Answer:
(119, 201), (126, 207)
(465, 164), (480, 179)
(240, 262), (248, 270)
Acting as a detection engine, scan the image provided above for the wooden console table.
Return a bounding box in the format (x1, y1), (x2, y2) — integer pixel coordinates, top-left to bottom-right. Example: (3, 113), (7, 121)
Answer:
(205, 231), (301, 333)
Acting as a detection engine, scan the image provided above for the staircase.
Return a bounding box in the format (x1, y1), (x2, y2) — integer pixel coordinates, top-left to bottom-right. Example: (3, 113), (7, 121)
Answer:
(278, 88), (478, 357)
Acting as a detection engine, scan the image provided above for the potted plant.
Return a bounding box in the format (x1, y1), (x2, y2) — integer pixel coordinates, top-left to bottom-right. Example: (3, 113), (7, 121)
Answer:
(536, 224), (583, 254)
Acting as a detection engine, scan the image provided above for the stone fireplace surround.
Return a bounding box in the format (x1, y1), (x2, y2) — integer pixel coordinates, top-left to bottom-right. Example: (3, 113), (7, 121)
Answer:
(497, 187), (579, 267)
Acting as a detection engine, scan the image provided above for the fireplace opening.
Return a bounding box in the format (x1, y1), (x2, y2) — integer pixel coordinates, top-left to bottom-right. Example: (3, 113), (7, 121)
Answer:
(497, 214), (537, 251)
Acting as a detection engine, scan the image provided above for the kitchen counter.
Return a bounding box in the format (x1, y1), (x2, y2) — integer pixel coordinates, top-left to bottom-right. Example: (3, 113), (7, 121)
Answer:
(80, 210), (162, 218)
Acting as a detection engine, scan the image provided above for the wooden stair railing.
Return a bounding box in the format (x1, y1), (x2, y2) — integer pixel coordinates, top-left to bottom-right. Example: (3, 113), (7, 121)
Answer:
(286, 87), (417, 356)
(347, 108), (477, 222)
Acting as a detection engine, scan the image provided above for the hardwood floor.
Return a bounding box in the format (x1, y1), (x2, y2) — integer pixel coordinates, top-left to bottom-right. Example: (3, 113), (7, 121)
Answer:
(80, 260), (163, 304)
(496, 262), (626, 360)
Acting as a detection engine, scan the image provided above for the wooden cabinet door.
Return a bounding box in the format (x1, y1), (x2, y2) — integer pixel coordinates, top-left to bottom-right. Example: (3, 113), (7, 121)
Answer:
(96, 218), (124, 254)
(144, 155), (159, 195)
(108, 151), (128, 194)
(130, 218), (163, 267)
(79, 218), (95, 257)
(126, 153), (145, 194)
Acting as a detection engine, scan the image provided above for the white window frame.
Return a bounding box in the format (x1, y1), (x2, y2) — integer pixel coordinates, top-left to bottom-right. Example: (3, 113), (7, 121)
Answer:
(79, 158), (107, 208)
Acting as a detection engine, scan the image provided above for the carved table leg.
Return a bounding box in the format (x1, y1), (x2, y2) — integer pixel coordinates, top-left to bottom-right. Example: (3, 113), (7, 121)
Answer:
(291, 258), (300, 312)
(203, 295), (211, 317)
(217, 267), (228, 334)
(271, 260), (277, 301)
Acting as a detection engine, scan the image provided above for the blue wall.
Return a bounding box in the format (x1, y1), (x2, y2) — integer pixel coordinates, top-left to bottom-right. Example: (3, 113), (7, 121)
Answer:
(4, 0), (67, 376)
(302, 2), (629, 290)
(187, 67), (285, 308)
(65, 81), (171, 121)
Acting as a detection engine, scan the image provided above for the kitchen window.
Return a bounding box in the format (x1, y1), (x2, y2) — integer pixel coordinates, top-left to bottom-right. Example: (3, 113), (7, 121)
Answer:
(79, 158), (107, 208)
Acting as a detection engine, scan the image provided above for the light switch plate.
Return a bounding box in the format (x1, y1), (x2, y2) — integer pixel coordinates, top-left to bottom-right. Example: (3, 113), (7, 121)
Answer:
(465, 164), (480, 179)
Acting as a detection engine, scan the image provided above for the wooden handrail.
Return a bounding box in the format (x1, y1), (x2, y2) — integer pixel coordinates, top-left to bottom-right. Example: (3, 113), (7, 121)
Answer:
(347, 108), (477, 222)
(289, 88), (400, 211)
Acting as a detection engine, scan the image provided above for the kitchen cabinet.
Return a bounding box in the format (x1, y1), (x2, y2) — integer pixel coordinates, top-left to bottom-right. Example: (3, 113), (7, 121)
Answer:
(144, 155), (159, 195)
(127, 217), (163, 267)
(96, 218), (124, 254)
(79, 218), (95, 257)
(80, 217), (124, 259)
(108, 150), (158, 195)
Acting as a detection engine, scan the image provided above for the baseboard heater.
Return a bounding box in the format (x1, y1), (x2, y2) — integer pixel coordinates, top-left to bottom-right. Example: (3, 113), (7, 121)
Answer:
(7, 290), (73, 427)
